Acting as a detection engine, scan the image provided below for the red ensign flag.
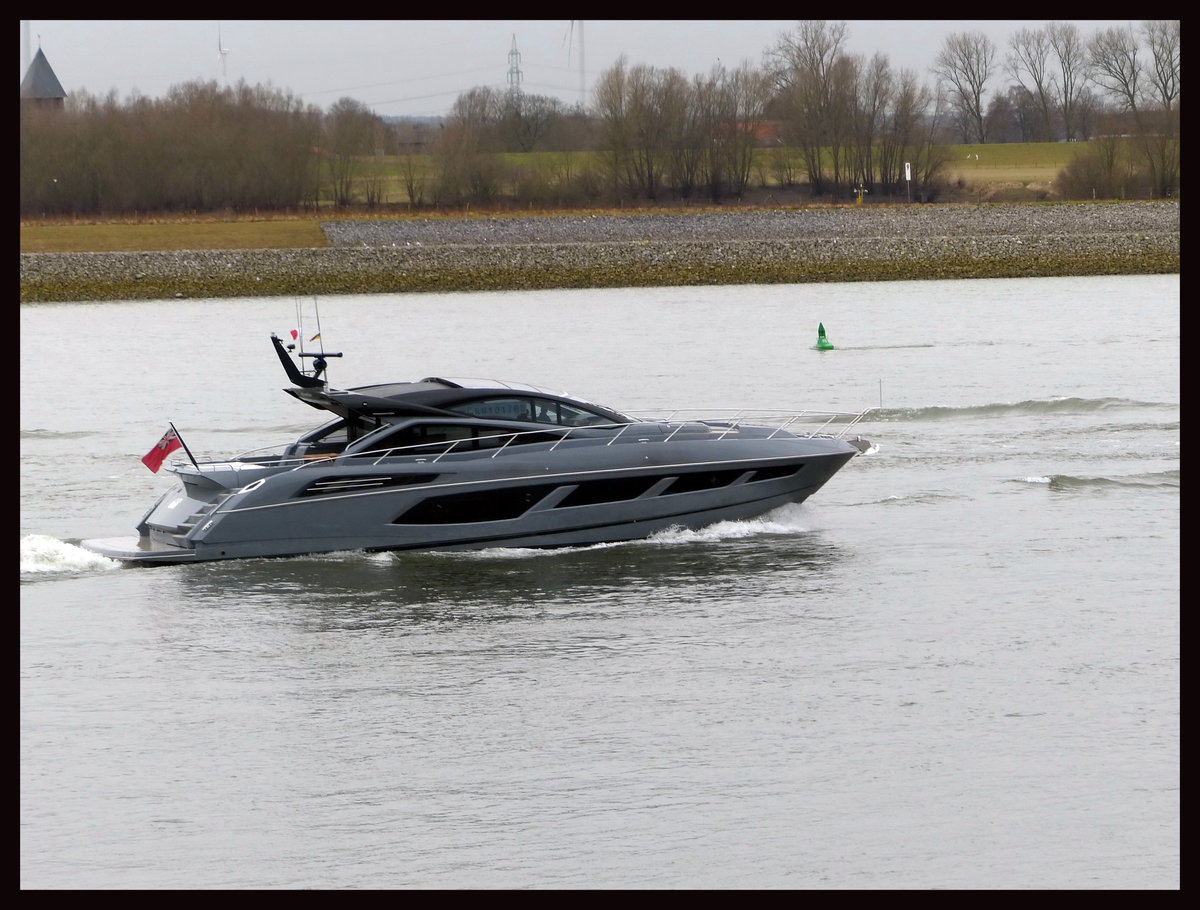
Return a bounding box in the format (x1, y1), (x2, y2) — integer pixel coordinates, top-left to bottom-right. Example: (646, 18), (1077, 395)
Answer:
(141, 427), (183, 473)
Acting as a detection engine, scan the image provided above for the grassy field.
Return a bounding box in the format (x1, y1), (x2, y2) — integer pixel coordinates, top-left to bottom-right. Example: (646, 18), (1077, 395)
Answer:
(20, 141), (1090, 254)
(943, 142), (1079, 185)
(19, 219), (330, 253)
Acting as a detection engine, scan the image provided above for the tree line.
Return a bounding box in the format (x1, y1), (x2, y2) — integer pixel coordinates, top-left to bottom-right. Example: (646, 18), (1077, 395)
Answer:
(932, 19), (1179, 199)
(19, 20), (1178, 217)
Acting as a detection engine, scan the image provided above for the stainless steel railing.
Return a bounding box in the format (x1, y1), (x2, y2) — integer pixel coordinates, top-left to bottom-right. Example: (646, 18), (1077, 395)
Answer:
(210, 407), (877, 473)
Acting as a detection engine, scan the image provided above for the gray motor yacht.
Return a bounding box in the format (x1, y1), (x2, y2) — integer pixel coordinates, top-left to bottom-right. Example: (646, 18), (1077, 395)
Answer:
(82, 334), (874, 565)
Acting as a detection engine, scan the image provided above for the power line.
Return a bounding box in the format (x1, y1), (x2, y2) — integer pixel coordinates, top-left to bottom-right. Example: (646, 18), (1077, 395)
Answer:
(298, 65), (499, 99)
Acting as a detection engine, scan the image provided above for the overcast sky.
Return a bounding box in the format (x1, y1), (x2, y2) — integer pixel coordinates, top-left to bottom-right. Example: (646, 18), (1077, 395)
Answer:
(21, 20), (1141, 118)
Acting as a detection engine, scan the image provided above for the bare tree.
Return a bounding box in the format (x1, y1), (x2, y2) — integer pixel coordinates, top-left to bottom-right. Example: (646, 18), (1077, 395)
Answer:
(1139, 19), (1181, 198)
(659, 67), (702, 199)
(397, 151), (426, 209)
(875, 69), (948, 198)
(725, 63), (773, 198)
(593, 58), (678, 200)
(498, 92), (565, 153)
(625, 63), (677, 200)
(324, 97), (384, 207)
(931, 31), (996, 143)
(848, 52), (893, 191)
(1047, 22), (1089, 141)
(1007, 27), (1056, 140)
(1088, 25), (1142, 111)
(1143, 19), (1181, 113)
(1088, 20), (1180, 197)
(433, 87), (506, 204)
(390, 121), (429, 209)
(695, 62), (772, 201)
(767, 20), (852, 197)
(767, 22), (945, 201)
(592, 58), (634, 199)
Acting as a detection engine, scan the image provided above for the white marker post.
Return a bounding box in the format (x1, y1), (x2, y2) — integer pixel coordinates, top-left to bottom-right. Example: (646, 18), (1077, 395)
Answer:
(905, 161), (912, 203)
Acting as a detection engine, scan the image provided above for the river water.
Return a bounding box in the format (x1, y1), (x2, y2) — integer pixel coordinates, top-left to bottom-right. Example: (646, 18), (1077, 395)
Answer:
(20, 275), (1179, 889)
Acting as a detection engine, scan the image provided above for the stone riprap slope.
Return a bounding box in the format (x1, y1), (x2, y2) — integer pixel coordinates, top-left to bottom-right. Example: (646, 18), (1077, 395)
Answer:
(320, 202), (1178, 245)
(20, 201), (1179, 302)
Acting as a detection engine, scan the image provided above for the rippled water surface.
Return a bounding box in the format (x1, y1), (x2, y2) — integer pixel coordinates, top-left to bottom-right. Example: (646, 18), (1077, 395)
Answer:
(21, 276), (1179, 889)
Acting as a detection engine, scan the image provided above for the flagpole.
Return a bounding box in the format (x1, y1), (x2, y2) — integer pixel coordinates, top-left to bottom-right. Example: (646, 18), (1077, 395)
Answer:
(313, 297), (325, 356)
(170, 422), (200, 469)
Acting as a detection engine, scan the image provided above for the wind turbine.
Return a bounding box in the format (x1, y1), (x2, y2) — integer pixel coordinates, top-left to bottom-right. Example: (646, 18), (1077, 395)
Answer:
(565, 20), (585, 108)
(217, 23), (230, 82)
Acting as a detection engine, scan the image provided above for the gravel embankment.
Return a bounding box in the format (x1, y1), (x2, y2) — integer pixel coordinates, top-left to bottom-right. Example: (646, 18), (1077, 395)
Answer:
(20, 201), (1180, 302)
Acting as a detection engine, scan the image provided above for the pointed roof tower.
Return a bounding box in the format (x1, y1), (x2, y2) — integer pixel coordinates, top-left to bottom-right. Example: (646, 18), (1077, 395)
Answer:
(20, 47), (66, 109)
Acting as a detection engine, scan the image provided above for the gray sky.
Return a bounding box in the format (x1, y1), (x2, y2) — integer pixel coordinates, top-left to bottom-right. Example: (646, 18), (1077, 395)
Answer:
(21, 19), (1139, 118)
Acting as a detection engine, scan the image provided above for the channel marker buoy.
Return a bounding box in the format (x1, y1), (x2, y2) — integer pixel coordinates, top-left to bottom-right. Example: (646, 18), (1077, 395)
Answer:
(816, 322), (835, 351)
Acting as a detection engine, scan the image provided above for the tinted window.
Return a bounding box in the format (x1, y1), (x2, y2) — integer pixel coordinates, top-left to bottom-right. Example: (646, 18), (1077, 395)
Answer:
(450, 396), (619, 427)
(299, 419), (350, 445)
(357, 423), (478, 456)
(452, 397), (535, 421)
(555, 401), (619, 427)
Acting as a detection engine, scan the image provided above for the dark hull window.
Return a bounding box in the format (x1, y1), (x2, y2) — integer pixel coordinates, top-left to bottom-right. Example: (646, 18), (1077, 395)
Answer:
(661, 469), (746, 495)
(392, 462), (810, 525)
(556, 476), (659, 507)
(746, 464), (803, 483)
(395, 484), (559, 524)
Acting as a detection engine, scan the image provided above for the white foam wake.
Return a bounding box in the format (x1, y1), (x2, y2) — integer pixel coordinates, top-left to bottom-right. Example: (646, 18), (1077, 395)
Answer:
(20, 535), (119, 575)
(445, 502), (816, 560)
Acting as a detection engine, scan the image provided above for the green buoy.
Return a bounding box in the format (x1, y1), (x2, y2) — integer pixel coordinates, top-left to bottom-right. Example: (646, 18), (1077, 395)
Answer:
(816, 322), (835, 351)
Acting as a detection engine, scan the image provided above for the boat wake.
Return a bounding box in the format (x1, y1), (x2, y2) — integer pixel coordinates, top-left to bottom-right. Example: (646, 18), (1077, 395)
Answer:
(879, 396), (1177, 423)
(855, 490), (969, 506)
(652, 502), (817, 542)
(1014, 470), (1180, 491)
(21, 535), (120, 576)
(841, 343), (937, 351)
(439, 503), (819, 561)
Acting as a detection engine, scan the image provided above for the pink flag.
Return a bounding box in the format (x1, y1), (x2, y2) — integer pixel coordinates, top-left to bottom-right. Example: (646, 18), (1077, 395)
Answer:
(141, 427), (183, 473)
